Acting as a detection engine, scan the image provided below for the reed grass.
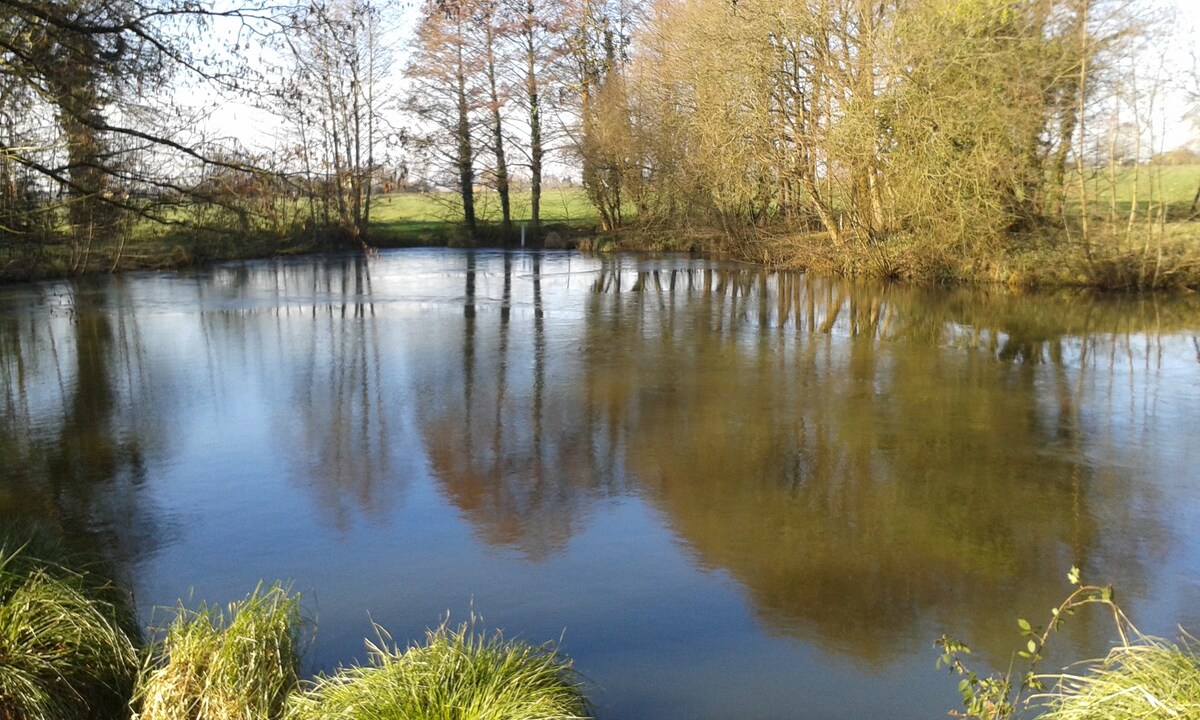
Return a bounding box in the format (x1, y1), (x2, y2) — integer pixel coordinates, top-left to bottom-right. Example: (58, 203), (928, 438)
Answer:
(133, 583), (302, 720)
(1034, 636), (1200, 720)
(0, 541), (139, 720)
(288, 618), (590, 720)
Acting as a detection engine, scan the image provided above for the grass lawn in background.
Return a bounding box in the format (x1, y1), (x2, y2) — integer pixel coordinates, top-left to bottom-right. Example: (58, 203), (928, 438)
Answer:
(369, 188), (599, 245)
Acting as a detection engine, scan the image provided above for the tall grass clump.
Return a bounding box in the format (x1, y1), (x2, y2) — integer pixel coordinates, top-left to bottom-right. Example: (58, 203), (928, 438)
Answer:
(0, 541), (139, 720)
(288, 618), (590, 720)
(133, 583), (302, 720)
(1035, 635), (1200, 720)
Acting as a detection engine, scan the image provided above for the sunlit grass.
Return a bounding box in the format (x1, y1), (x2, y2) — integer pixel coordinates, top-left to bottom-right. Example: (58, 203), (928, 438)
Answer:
(288, 618), (590, 720)
(133, 583), (302, 720)
(0, 541), (139, 720)
(1067, 163), (1200, 220)
(370, 188), (597, 224)
(368, 188), (599, 245)
(1034, 636), (1200, 720)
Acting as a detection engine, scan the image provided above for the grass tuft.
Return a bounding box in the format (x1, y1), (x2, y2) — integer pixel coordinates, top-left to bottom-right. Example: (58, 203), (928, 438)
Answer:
(1035, 635), (1200, 720)
(133, 582), (302, 720)
(288, 617), (590, 720)
(0, 541), (139, 720)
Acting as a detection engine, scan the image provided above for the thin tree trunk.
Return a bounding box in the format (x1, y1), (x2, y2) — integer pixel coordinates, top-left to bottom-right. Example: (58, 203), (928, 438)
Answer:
(524, 0), (542, 237)
(484, 17), (512, 238)
(455, 15), (476, 237)
(1074, 0), (1090, 242)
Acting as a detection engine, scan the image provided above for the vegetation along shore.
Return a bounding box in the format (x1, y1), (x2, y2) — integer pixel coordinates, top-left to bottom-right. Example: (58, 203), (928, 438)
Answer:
(2, 534), (1198, 718)
(2, 0), (1199, 288)
(0, 535), (590, 720)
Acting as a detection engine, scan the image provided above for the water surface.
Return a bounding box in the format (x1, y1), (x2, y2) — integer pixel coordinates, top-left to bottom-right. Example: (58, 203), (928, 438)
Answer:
(2, 249), (1198, 719)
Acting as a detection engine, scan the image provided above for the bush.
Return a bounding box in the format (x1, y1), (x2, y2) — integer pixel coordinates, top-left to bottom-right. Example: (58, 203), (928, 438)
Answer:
(288, 618), (590, 720)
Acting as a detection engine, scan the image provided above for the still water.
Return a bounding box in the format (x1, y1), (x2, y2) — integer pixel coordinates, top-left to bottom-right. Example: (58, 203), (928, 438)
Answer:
(2, 249), (1199, 718)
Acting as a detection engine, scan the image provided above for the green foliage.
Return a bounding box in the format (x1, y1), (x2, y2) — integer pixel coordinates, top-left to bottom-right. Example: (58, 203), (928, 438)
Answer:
(0, 540), (139, 720)
(936, 567), (1131, 719)
(133, 583), (303, 720)
(288, 617), (590, 720)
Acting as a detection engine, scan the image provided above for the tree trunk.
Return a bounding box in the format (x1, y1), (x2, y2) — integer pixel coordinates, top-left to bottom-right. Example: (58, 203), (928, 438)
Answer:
(484, 18), (512, 239)
(455, 18), (476, 238)
(524, 0), (542, 238)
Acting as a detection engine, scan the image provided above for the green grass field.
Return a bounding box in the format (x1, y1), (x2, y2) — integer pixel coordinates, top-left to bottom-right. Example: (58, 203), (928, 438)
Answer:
(369, 188), (599, 244)
(1070, 163), (1200, 220)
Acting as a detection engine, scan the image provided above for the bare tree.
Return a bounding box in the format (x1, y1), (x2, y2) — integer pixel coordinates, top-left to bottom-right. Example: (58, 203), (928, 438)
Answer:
(406, 0), (480, 237)
(275, 0), (394, 244)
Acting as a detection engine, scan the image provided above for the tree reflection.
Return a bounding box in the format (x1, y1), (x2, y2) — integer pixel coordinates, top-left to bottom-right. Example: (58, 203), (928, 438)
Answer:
(196, 255), (401, 531)
(421, 252), (622, 561)
(0, 280), (168, 577)
(420, 256), (1185, 666)
(0, 253), (1192, 676)
(282, 256), (394, 530)
(589, 266), (1172, 664)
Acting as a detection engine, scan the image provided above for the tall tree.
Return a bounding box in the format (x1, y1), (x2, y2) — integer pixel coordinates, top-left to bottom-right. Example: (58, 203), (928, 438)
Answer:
(598, 0), (1126, 250)
(406, 0), (479, 236)
(566, 0), (640, 232)
(475, 0), (513, 237)
(0, 0), (297, 272)
(518, 0), (547, 235)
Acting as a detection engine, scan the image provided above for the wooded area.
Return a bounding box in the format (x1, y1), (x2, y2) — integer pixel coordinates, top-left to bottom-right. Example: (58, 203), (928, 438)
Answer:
(1, 0), (1197, 285)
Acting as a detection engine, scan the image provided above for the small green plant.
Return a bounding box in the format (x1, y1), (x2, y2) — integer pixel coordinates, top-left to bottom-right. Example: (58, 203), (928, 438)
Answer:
(133, 582), (302, 720)
(0, 540), (139, 720)
(288, 615), (590, 720)
(935, 566), (1132, 719)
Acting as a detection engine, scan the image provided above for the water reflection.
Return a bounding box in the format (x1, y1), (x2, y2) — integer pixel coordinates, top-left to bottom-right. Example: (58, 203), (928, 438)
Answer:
(417, 258), (1187, 664)
(422, 252), (620, 560)
(0, 280), (169, 575)
(194, 256), (400, 531)
(0, 251), (1196, 716)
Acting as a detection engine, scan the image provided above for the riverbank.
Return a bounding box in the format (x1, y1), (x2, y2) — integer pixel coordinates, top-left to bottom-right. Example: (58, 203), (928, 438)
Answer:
(7, 220), (1198, 292)
(0, 189), (602, 284)
(2, 186), (1198, 290)
(613, 221), (1200, 291)
(3, 537), (1198, 719)
(0, 538), (588, 720)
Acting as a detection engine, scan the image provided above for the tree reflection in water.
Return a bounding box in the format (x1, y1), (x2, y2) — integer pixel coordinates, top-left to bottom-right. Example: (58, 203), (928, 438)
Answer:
(0, 279), (170, 578)
(419, 257), (1188, 666)
(0, 251), (1196, 689)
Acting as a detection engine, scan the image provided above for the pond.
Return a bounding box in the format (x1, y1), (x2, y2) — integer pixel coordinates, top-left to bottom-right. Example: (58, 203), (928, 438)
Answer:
(2, 249), (1199, 719)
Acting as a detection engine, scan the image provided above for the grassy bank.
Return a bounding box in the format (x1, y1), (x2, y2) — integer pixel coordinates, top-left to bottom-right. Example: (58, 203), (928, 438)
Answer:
(133, 584), (301, 720)
(1036, 638), (1200, 720)
(2, 538), (1200, 718)
(288, 620), (588, 720)
(0, 540), (138, 720)
(0, 537), (589, 720)
(2, 172), (1197, 290)
(0, 188), (601, 283)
